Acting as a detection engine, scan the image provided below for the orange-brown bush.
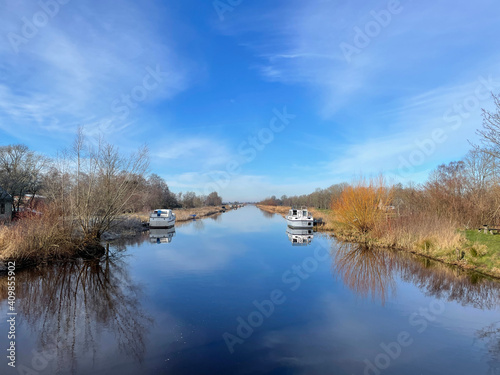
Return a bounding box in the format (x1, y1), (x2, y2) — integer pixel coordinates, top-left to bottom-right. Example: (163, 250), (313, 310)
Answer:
(0, 205), (78, 266)
(332, 178), (393, 233)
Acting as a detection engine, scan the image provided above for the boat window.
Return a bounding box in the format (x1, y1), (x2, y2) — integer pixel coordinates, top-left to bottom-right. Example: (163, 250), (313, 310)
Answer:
(303, 210), (307, 216)
(292, 210), (297, 215)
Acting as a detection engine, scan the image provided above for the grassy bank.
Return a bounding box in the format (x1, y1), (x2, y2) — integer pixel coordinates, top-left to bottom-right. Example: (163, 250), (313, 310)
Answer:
(256, 204), (500, 278)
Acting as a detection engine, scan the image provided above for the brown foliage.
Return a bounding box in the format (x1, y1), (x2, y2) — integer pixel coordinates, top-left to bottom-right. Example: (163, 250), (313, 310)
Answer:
(0, 203), (77, 265)
(332, 178), (393, 233)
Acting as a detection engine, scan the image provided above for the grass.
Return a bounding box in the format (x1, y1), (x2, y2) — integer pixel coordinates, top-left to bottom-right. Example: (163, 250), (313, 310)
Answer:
(257, 204), (500, 278)
(462, 230), (500, 276)
(0, 209), (79, 267)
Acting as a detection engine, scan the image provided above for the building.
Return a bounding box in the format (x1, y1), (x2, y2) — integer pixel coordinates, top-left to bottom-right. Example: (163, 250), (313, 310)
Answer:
(0, 186), (13, 223)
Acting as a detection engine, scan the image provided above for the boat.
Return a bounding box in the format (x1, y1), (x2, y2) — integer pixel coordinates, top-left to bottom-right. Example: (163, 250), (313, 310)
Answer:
(286, 227), (314, 246)
(149, 209), (176, 228)
(150, 227), (176, 244)
(286, 206), (314, 228)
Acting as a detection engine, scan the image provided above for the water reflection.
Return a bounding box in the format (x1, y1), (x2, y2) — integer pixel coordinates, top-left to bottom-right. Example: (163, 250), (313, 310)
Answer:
(150, 227), (176, 244)
(333, 242), (500, 308)
(1, 257), (153, 372)
(334, 243), (397, 304)
(477, 322), (500, 374)
(261, 210), (275, 219)
(286, 227), (314, 246)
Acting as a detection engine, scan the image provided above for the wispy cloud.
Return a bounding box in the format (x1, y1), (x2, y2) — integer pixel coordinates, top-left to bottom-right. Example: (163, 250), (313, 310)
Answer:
(0, 0), (194, 142)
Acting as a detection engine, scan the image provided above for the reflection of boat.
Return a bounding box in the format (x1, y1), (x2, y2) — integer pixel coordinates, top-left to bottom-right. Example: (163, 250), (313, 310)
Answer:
(149, 209), (176, 228)
(286, 227), (314, 246)
(286, 206), (313, 228)
(150, 227), (176, 244)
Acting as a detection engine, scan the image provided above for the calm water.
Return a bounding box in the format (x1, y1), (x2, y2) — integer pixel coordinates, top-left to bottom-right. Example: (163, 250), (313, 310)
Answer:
(1, 206), (500, 375)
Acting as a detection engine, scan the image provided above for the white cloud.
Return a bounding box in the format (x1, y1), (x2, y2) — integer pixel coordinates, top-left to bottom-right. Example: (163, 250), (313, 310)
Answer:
(0, 0), (193, 141)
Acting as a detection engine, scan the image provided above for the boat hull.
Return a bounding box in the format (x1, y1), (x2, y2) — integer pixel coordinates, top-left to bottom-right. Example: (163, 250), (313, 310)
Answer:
(286, 217), (314, 228)
(149, 217), (176, 229)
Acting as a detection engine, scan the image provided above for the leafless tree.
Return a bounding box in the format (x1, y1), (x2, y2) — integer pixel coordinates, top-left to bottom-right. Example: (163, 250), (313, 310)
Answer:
(0, 144), (48, 213)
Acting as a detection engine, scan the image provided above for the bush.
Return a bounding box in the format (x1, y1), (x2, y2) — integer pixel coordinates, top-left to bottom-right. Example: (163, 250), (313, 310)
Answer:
(0, 204), (77, 266)
(332, 177), (393, 233)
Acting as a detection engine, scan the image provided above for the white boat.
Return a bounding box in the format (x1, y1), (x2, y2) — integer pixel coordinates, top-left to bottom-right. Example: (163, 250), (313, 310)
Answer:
(149, 209), (176, 228)
(286, 227), (314, 246)
(150, 227), (176, 244)
(286, 207), (314, 228)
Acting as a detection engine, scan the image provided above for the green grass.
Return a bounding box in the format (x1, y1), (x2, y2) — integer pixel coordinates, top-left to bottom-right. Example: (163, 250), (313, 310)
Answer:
(465, 230), (500, 252)
(462, 230), (500, 276)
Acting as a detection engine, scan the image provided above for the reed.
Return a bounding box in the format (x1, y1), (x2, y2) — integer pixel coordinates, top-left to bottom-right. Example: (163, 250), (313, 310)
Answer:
(0, 206), (78, 266)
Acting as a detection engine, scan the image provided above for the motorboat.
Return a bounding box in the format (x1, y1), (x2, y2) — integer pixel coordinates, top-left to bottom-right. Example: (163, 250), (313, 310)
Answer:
(286, 227), (314, 246)
(150, 227), (176, 244)
(286, 206), (314, 228)
(149, 209), (176, 228)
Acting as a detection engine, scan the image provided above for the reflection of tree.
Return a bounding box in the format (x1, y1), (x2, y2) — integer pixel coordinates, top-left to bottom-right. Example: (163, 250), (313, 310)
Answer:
(193, 219), (205, 231)
(261, 210), (275, 219)
(208, 213), (222, 222)
(334, 243), (397, 304)
(332, 241), (500, 309)
(3, 257), (153, 372)
(477, 322), (500, 374)
(396, 254), (500, 309)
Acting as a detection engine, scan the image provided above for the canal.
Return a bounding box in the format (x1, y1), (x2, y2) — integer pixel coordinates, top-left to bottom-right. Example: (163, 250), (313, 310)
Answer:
(1, 205), (499, 374)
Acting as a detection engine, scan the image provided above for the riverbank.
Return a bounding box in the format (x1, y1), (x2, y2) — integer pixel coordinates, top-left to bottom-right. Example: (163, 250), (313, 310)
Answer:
(130, 206), (229, 224)
(257, 204), (500, 279)
(0, 206), (232, 270)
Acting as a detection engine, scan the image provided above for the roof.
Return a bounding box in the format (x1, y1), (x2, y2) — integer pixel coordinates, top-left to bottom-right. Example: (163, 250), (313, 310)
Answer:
(0, 187), (13, 202)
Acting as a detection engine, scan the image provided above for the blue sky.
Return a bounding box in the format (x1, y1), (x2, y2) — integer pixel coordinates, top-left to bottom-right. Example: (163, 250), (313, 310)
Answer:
(1, 0), (500, 201)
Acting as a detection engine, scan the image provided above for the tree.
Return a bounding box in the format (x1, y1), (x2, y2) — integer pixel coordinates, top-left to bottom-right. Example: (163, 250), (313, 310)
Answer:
(332, 178), (393, 233)
(477, 93), (500, 158)
(205, 191), (222, 206)
(67, 129), (150, 243)
(145, 174), (179, 209)
(0, 144), (47, 214)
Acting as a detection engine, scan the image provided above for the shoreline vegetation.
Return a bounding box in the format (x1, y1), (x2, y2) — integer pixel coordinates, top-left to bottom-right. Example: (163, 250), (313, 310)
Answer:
(258, 95), (500, 279)
(0, 206), (232, 272)
(0, 128), (230, 272)
(256, 204), (500, 279)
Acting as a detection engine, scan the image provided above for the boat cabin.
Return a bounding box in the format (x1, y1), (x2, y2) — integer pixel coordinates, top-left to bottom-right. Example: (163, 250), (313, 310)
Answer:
(288, 207), (310, 218)
(151, 209), (174, 218)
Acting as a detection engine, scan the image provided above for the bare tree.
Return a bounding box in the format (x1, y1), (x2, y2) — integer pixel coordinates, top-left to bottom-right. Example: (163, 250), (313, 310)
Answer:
(67, 130), (150, 243)
(0, 144), (47, 213)
(477, 93), (500, 158)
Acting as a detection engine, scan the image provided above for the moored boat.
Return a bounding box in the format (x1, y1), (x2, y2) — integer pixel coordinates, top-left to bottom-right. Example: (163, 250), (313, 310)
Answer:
(286, 206), (314, 228)
(149, 209), (176, 228)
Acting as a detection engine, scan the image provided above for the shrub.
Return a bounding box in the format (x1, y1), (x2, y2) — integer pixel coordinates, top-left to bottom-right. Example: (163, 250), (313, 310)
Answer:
(0, 204), (77, 266)
(332, 177), (393, 233)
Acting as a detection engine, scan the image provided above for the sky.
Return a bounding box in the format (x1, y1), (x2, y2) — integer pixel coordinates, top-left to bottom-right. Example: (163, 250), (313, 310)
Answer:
(1, 0), (500, 201)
